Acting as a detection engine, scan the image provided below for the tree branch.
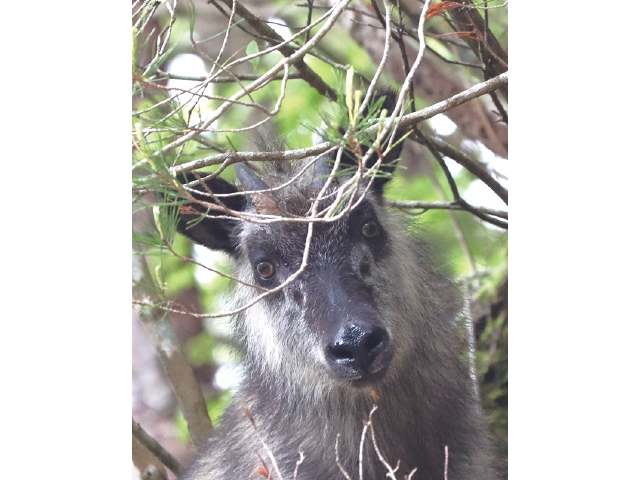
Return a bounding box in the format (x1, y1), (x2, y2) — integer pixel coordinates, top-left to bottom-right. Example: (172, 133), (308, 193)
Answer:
(132, 418), (183, 477)
(399, 71), (508, 128)
(446, 0), (508, 99)
(416, 133), (508, 206)
(387, 199), (507, 219)
(132, 255), (213, 447)
(212, 0), (338, 101)
(172, 72), (508, 177)
(154, 70), (302, 83)
(155, 0), (354, 157)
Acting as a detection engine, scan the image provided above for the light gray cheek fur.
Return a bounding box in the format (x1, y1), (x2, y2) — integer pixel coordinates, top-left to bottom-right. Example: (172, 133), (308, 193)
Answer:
(232, 258), (333, 403)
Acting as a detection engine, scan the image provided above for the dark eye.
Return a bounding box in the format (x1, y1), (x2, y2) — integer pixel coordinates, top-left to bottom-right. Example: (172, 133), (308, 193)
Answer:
(256, 261), (276, 279)
(361, 220), (379, 238)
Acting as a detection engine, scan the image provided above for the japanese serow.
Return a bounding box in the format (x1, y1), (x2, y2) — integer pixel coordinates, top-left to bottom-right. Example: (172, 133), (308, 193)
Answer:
(175, 101), (498, 479)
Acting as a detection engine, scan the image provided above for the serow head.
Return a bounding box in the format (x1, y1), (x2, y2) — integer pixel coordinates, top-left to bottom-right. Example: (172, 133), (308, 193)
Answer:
(173, 92), (405, 388)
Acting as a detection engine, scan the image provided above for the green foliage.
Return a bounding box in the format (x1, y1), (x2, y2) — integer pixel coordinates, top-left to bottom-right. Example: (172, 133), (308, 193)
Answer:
(175, 390), (235, 442)
(184, 331), (215, 367)
(246, 41), (260, 71)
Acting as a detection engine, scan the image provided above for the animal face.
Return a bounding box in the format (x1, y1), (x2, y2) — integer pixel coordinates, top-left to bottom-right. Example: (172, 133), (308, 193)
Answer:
(234, 185), (397, 388)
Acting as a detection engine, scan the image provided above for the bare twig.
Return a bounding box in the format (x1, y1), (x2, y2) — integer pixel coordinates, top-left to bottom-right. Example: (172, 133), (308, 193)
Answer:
(422, 134), (508, 206)
(387, 200), (507, 220)
(154, 70), (301, 83)
(358, 417), (369, 480)
(335, 434), (353, 480)
(132, 419), (183, 477)
(398, 72), (508, 131)
(445, 0), (508, 99)
(215, 0), (337, 101)
(461, 280), (480, 400)
(366, 405), (398, 478)
(444, 445), (449, 480)
(293, 452), (305, 480)
(159, 239), (267, 291)
(154, 0), (355, 158)
(241, 406), (285, 480)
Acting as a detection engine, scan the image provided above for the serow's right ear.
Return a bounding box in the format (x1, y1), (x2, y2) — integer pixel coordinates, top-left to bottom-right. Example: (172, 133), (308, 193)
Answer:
(174, 172), (246, 256)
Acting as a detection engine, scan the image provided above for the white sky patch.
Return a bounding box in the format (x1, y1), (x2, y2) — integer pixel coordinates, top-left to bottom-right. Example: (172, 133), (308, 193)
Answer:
(487, 156), (508, 190)
(214, 363), (243, 391)
(267, 17), (292, 41)
(453, 140), (508, 228)
(465, 178), (508, 213)
(463, 146), (508, 230)
(473, 140), (508, 191)
(193, 244), (227, 284)
(166, 53), (210, 107)
(430, 114), (457, 136)
(444, 156), (463, 177)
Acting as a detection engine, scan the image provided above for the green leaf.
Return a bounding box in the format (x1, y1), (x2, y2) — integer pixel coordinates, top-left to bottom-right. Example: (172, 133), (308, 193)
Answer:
(246, 41), (260, 71)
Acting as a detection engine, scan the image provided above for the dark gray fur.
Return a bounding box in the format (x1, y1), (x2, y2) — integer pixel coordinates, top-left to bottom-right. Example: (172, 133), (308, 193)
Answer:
(176, 142), (499, 479)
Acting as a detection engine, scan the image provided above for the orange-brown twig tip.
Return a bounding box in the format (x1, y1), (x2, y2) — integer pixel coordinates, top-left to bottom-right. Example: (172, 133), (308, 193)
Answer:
(241, 405), (257, 427)
(370, 389), (379, 402)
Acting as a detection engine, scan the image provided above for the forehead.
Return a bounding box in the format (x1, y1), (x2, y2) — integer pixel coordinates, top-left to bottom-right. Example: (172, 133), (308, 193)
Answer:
(237, 161), (383, 258)
(241, 198), (380, 261)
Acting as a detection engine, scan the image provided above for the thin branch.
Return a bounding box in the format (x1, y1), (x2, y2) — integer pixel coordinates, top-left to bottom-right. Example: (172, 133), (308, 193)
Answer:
(367, 405), (400, 478)
(293, 452), (305, 480)
(132, 419), (183, 477)
(358, 418), (369, 480)
(171, 142), (334, 175)
(416, 130), (462, 201)
(421, 133), (508, 205)
(420, 144), (478, 272)
(214, 0), (337, 101)
(160, 239), (267, 291)
(444, 445), (449, 480)
(153, 70), (301, 83)
(132, 255), (213, 446)
(165, 72), (508, 177)
(335, 434), (353, 480)
(387, 200), (507, 219)
(489, 90), (508, 124)
(241, 407), (285, 480)
(398, 72), (508, 130)
(461, 280), (480, 400)
(304, 0), (314, 44)
(359, 0), (393, 112)
(415, 131), (508, 228)
(154, 0), (354, 157)
(456, 199), (508, 229)
(478, 1), (508, 124)
(445, 0), (508, 98)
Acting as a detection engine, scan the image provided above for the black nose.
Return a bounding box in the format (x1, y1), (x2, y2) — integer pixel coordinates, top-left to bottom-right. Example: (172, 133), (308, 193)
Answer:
(325, 324), (391, 380)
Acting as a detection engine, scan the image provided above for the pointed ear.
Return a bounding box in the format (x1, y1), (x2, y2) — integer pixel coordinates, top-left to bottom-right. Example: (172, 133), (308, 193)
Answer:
(339, 90), (405, 194)
(175, 172), (245, 256)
